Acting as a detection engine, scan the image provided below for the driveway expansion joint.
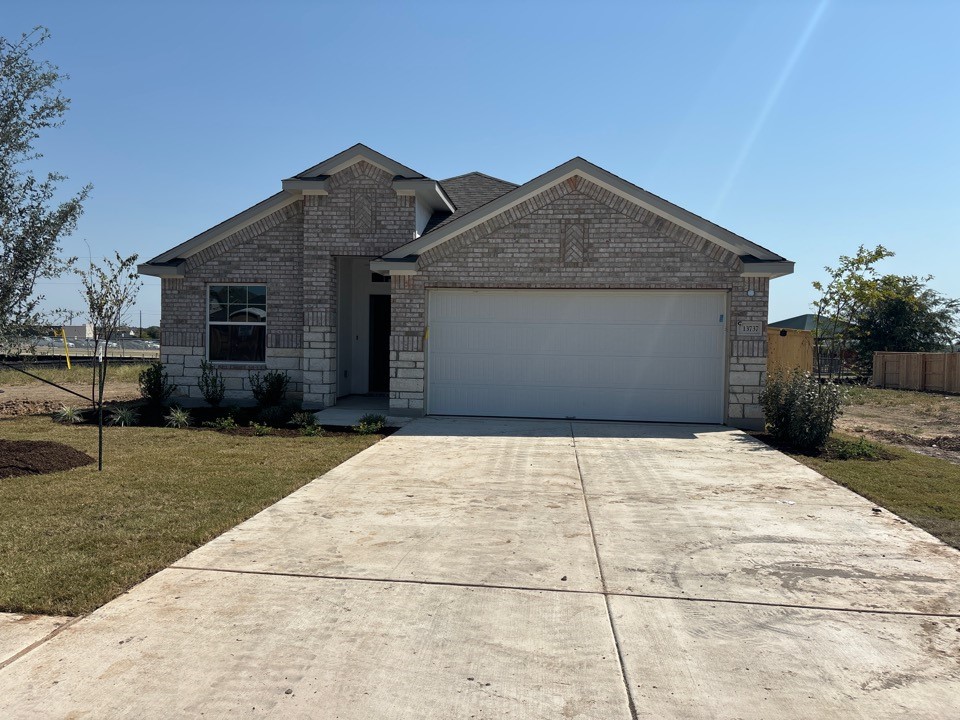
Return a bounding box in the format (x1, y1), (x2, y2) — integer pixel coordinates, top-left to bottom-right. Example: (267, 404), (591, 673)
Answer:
(570, 422), (640, 720)
(0, 616), (83, 671)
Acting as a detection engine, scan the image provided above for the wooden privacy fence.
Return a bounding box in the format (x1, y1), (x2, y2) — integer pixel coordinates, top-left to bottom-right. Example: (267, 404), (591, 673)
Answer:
(873, 352), (960, 393)
(767, 328), (814, 376)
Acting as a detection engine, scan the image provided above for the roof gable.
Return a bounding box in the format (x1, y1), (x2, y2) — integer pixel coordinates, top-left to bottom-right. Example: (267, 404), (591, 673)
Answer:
(382, 157), (792, 277)
(291, 143), (425, 180)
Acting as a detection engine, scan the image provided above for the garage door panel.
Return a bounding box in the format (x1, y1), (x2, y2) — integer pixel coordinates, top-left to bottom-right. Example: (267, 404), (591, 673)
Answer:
(432, 354), (723, 392)
(430, 289), (723, 326)
(430, 322), (723, 358)
(427, 290), (726, 423)
(430, 383), (721, 423)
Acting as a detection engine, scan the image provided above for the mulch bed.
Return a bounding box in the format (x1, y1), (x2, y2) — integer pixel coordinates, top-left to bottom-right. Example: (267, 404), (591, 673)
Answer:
(0, 439), (95, 479)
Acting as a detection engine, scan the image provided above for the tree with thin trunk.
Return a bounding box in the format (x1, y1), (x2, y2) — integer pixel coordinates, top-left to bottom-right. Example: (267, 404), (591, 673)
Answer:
(811, 245), (893, 380)
(0, 27), (90, 352)
(77, 252), (141, 470)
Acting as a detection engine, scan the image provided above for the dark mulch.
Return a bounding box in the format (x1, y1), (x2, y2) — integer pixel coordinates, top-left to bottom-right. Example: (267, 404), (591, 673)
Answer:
(750, 432), (897, 461)
(0, 439), (94, 479)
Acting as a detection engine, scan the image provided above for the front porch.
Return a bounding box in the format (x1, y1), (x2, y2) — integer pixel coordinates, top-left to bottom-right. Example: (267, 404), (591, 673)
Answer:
(313, 394), (414, 429)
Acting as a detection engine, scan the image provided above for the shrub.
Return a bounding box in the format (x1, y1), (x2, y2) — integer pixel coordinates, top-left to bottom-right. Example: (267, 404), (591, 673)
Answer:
(353, 412), (386, 435)
(198, 361), (226, 407)
(107, 406), (139, 427)
(53, 404), (84, 424)
(827, 435), (892, 461)
(249, 370), (289, 407)
(139, 362), (176, 407)
(288, 411), (318, 429)
(164, 406), (192, 429)
(202, 415), (238, 431)
(250, 421), (272, 437)
(761, 370), (845, 451)
(299, 424), (324, 437)
(256, 402), (297, 428)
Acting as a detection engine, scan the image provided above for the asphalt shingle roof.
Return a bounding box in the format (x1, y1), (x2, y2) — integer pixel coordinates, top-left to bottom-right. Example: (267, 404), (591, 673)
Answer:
(423, 172), (518, 235)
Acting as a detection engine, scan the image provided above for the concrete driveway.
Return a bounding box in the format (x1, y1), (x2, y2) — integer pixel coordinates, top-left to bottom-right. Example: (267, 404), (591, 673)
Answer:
(1, 418), (959, 718)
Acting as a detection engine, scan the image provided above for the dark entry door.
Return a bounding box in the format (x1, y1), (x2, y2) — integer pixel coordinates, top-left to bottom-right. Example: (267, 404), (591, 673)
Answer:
(368, 295), (390, 393)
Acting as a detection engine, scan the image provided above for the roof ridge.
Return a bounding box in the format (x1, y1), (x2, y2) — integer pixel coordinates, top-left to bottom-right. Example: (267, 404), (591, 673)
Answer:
(441, 171), (518, 187)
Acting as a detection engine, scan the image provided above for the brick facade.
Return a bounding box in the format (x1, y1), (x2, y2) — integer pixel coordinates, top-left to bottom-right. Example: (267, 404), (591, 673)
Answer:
(389, 176), (768, 424)
(160, 165), (770, 426)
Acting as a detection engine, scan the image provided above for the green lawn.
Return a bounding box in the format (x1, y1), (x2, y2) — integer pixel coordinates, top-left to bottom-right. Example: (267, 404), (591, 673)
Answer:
(0, 415), (380, 616)
(786, 433), (960, 550)
(0, 362), (148, 387)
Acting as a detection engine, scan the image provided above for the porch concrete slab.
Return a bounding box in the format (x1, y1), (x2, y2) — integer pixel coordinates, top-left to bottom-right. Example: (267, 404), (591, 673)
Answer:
(610, 595), (960, 719)
(0, 569), (631, 720)
(590, 496), (960, 614)
(0, 614), (73, 668)
(177, 479), (602, 592)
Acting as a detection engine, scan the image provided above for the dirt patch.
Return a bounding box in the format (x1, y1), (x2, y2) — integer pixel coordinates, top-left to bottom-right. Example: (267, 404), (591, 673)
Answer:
(871, 431), (960, 452)
(0, 383), (140, 419)
(0, 440), (94, 479)
(838, 389), (960, 466)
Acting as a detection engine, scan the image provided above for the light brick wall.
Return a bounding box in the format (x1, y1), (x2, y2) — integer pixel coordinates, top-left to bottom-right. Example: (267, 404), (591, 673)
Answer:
(160, 202), (306, 400)
(160, 165), (770, 425)
(389, 175), (769, 427)
(300, 161), (416, 405)
(161, 160), (415, 407)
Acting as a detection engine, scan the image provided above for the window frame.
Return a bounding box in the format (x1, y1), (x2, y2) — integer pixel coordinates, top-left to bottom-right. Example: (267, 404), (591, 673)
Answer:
(206, 282), (269, 365)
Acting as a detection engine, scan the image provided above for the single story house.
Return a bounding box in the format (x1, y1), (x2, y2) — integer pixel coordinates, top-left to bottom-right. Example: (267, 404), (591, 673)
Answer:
(769, 313), (852, 336)
(139, 144), (793, 428)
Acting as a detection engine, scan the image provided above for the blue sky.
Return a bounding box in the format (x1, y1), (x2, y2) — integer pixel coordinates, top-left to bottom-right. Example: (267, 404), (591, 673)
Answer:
(6, 0), (959, 326)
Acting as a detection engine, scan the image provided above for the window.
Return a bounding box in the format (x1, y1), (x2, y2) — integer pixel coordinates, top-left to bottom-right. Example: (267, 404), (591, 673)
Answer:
(208, 285), (266, 362)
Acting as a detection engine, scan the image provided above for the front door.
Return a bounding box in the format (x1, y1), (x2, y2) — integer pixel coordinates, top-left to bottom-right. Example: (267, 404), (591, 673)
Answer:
(368, 294), (391, 393)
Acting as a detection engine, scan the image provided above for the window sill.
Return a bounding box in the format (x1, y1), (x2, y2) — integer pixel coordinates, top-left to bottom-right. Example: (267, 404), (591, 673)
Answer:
(208, 361), (268, 370)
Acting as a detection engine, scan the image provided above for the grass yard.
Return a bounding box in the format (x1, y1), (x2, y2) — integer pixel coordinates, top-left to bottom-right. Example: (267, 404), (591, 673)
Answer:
(0, 362), (148, 388)
(0, 415), (381, 616)
(785, 433), (960, 550)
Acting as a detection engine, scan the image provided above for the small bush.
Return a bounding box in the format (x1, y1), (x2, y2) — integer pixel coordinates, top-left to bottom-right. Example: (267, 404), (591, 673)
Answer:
(353, 412), (386, 435)
(53, 405), (84, 424)
(299, 424), (324, 437)
(761, 370), (845, 451)
(288, 411), (318, 429)
(164, 406), (192, 429)
(198, 361), (226, 407)
(139, 362), (176, 407)
(827, 436), (892, 461)
(250, 421), (272, 437)
(107, 406), (139, 427)
(202, 415), (238, 431)
(249, 370), (289, 408)
(256, 402), (298, 428)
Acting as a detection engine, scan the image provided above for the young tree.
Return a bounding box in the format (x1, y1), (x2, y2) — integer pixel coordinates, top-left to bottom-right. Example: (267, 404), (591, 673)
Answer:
(0, 27), (91, 352)
(854, 275), (960, 370)
(811, 245), (893, 380)
(78, 252), (141, 470)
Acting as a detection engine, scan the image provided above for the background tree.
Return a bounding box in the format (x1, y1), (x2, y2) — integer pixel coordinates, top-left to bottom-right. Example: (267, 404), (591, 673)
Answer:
(0, 27), (91, 352)
(854, 274), (959, 370)
(78, 252), (141, 470)
(811, 244), (893, 380)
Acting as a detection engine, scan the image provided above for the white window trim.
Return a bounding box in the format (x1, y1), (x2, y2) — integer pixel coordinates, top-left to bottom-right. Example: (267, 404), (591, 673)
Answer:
(206, 282), (269, 365)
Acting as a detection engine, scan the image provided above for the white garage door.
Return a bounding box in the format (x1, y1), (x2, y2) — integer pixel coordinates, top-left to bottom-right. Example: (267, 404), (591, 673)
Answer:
(427, 289), (727, 423)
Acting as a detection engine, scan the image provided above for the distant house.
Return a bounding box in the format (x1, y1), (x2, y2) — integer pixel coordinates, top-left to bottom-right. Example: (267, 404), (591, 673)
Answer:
(769, 314), (851, 337)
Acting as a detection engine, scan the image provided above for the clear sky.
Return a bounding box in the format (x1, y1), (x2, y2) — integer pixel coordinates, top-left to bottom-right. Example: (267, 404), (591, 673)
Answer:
(6, 0), (959, 327)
